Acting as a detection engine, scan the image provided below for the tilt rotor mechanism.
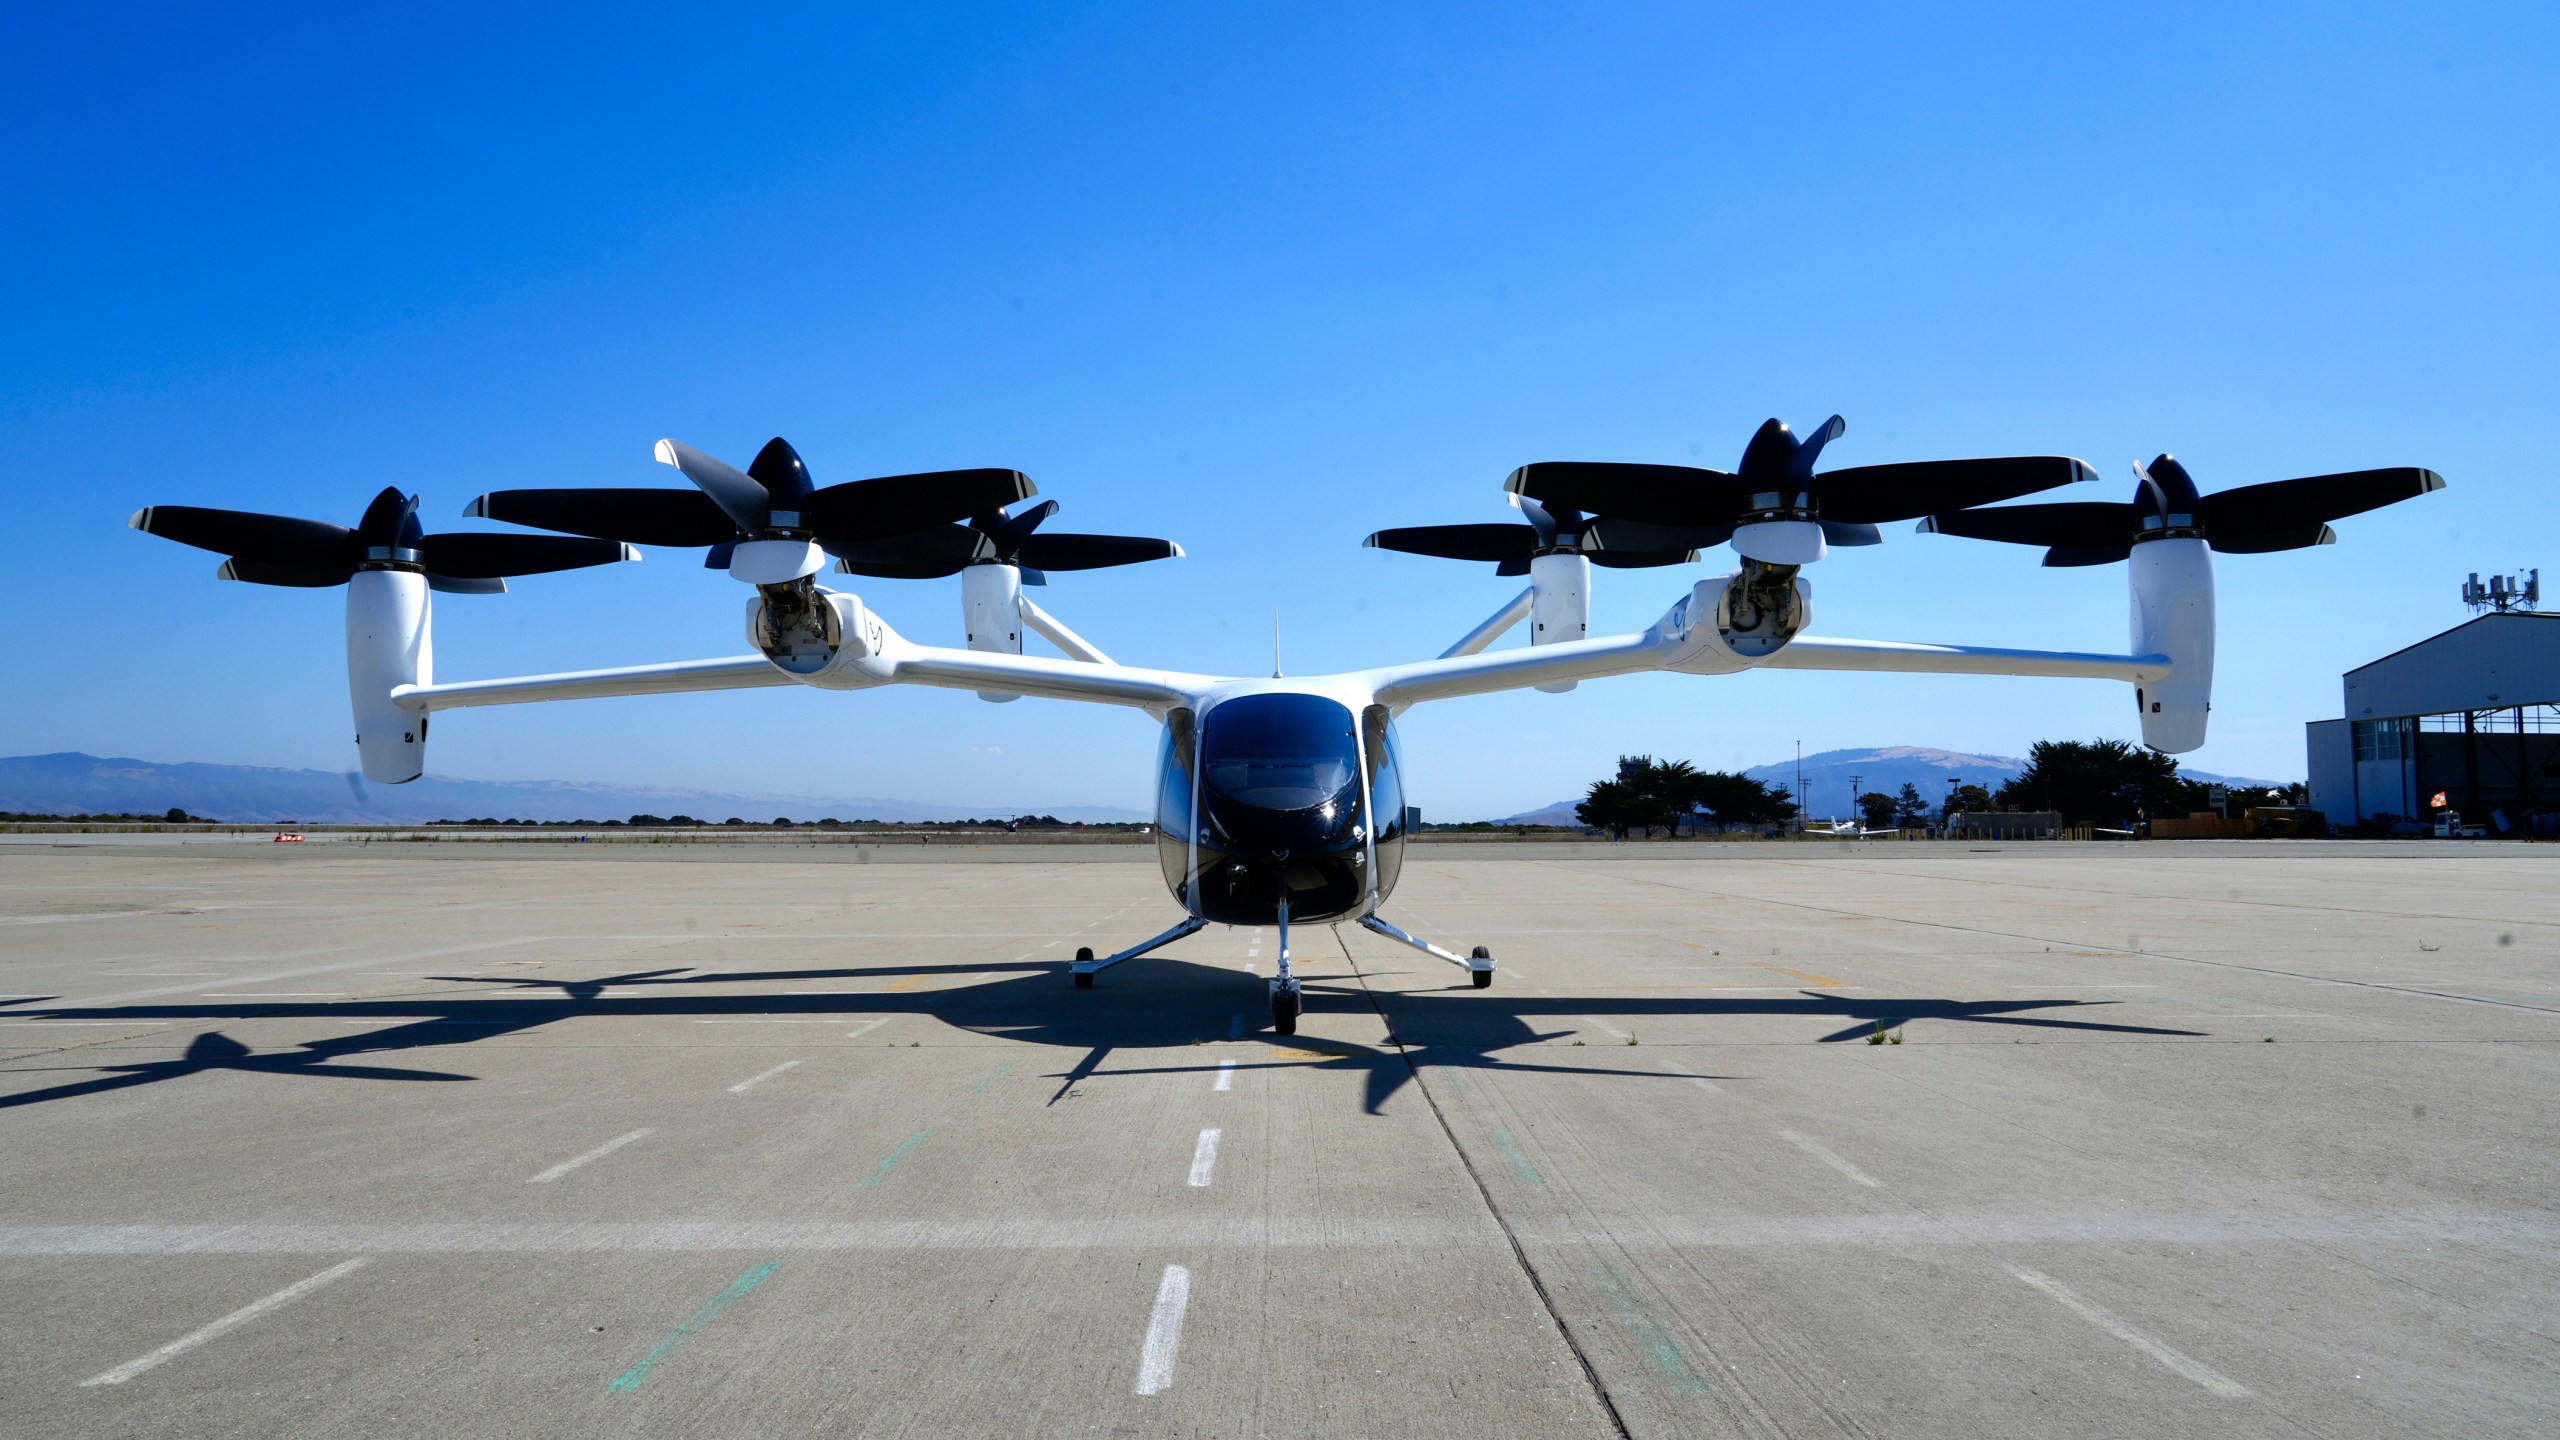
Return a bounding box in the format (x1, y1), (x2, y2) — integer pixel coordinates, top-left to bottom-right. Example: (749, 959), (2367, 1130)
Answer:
(1506, 414), (2098, 654)
(1362, 494), (1702, 575)
(1912, 455), (2447, 566)
(130, 486), (638, 593)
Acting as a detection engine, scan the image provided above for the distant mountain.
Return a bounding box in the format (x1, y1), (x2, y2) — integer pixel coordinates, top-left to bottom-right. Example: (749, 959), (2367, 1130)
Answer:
(0, 753), (1147, 826)
(1495, 745), (2286, 826)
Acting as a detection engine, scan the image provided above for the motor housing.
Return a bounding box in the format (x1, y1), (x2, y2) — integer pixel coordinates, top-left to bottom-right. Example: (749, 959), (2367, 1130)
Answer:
(2128, 535), (2214, 751)
(348, 569), (431, 783)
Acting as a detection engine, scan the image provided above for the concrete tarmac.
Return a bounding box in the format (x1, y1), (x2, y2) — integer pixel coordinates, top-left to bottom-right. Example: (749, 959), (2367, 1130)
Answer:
(1, 840), (2554, 1438)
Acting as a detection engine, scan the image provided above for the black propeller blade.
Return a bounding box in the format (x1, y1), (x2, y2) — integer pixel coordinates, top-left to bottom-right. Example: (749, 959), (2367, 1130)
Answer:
(132, 487), (636, 591)
(830, 497), (1183, 580)
(465, 437), (1037, 558)
(1366, 497), (1703, 574)
(1915, 455), (2443, 566)
(1506, 416), (2096, 532)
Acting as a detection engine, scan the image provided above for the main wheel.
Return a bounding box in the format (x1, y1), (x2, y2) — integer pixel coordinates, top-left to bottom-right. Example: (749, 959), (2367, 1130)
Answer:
(1272, 989), (1300, 1035)
(1470, 945), (1495, 989)
(1073, 947), (1095, 988)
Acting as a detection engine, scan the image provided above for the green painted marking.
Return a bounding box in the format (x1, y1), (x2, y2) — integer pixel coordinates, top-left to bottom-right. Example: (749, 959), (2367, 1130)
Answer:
(1587, 1264), (1710, 1394)
(606, 1262), (780, 1392)
(856, 1129), (934, 1186)
(1487, 1128), (1542, 1185)
(968, 1060), (1014, 1094)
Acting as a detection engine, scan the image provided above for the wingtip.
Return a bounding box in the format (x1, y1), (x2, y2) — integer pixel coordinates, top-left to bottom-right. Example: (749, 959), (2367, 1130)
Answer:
(2069, 458), (2100, 484)
(215, 559), (239, 581)
(2316, 524), (2338, 545)
(619, 543), (643, 563)
(651, 438), (680, 468)
(1166, 541), (1186, 558)
(1501, 466), (1532, 495)
(1914, 516), (1941, 534)
(1362, 533), (1383, 548)
(128, 507), (151, 531)
(461, 495), (489, 518)
(1011, 470), (1038, 502)
(2419, 469), (2447, 493)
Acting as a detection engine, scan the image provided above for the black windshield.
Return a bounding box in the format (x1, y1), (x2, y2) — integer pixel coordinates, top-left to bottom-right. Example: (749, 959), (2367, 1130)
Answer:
(1200, 694), (1358, 814)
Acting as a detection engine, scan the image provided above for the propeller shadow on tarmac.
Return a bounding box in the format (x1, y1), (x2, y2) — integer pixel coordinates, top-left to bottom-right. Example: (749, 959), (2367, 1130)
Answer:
(0, 951), (2203, 1116)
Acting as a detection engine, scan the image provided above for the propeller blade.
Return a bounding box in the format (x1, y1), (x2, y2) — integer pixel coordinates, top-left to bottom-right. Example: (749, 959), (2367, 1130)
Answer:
(131, 506), (354, 567)
(747, 437), (814, 512)
(2196, 468), (2445, 534)
(1586, 548), (1701, 569)
(417, 533), (641, 579)
(2042, 544), (2133, 567)
(425, 574), (508, 595)
(806, 468), (1037, 545)
(1494, 556), (1531, 577)
(1786, 415), (1847, 482)
(464, 489), (735, 547)
(2208, 524), (2338, 555)
(1818, 519), (1883, 546)
(1363, 524), (1539, 563)
(704, 542), (736, 569)
(1816, 456), (2099, 523)
(653, 439), (770, 532)
(1015, 532), (1185, 571)
(987, 499), (1062, 552)
(1916, 501), (2134, 547)
(215, 557), (355, 587)
(826, 522), (983, 578)
(1505, 462), (1750, 527)
(1583, 516), (1735, 553)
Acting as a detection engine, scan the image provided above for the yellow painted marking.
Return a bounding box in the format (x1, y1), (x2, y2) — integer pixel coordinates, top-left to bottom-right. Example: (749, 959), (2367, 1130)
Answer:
(1759, 963), (1850, 987)
(883, 974), (937, 992)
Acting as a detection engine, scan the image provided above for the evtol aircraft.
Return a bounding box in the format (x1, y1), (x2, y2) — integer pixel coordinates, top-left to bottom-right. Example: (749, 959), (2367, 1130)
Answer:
(129, 416), (2443, 1033)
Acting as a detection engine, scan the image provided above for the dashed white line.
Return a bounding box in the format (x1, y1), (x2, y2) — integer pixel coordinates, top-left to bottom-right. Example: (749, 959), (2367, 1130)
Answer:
(1187, 1128), (1222, 1187)
(1133, 1263), (1192, 1395)
(843, 1018), (889, 1040)
(205, 992), (344, 998)
(1214, 1061), (1235, 1092)
(1580, 1016), (1630, 1040)
(1775, 1128), (1881, 1187)
(2011, 1267), (2253, 1397)
(82, 1257), (371, 1386)
(1654, 1056), (1724, 1094)
(728, 1061), (801, 1093)
(527, 1129), (653, 1184)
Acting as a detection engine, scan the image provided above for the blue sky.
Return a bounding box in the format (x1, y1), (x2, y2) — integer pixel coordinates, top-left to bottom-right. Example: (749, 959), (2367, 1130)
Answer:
(3, 3), (2552, 818)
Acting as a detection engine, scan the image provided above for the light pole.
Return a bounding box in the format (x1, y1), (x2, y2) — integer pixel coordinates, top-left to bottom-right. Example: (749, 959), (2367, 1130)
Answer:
(1848, 772), (1863, 827)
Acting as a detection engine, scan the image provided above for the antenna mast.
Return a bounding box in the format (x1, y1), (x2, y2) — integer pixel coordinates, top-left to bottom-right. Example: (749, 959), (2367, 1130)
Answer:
(2463, 569), (2540, 615)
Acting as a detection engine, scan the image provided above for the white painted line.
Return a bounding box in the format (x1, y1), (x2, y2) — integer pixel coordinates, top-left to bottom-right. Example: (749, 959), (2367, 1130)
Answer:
(843, 1018), (889, 1040)
(527, 1129), (653, 1184)
(1775, 1128), (1880, 1187)
(204, 992), (344, 998)
(693, 1019), (841, 1025)
(1655, 1056), (1724, 1094)
(1187, 1128), (1222, 1187)
(728, 1061), (801, 1094)
(1133, 1263), (1192, 1395)
(1243, 961), (1256, 974)
(1706, 985), (1868, 992)
(82, 1256), (371, 1386)
(1580, 1016), (1630, 1040)
(1214, 1061), (1235, 1092)
(2010, 1267), (2253, 1397)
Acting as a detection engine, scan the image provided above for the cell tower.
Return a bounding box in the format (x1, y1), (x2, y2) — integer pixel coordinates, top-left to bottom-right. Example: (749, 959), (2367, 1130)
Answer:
(2462, 569), (2540, 614)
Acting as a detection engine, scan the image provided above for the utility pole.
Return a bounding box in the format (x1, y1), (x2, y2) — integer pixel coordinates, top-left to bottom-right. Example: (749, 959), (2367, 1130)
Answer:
(1848, 771), (1863, 826)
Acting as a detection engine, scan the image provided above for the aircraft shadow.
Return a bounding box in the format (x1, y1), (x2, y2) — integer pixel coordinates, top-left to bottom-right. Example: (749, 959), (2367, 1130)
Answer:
(0, 952), (2203, 1117)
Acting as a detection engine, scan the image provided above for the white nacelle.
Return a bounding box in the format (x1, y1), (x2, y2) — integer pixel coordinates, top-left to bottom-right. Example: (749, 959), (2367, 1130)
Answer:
(1731, 518), (1827, 566)
(348, 569), (431, 784)
(2128, 537), (2215, 752)
(962, 563), (1024, 703)
(1528, 551), (1590, 693)
(728, 539), (826, 585)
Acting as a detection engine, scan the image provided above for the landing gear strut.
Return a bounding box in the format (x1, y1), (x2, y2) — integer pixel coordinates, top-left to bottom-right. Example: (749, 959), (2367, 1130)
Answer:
(1359, 914), (1497, 988)
(1270, 895), (1301, 1035)
(1068, 916), (1207, 988)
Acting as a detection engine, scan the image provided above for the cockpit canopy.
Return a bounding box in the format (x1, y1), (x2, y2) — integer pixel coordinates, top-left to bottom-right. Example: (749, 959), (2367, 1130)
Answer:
(1201, 692), (1360, 817)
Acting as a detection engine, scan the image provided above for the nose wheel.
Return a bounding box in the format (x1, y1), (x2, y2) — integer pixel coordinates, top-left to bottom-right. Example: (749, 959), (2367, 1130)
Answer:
(1470, 945), (1496, 987)
(1270, 981), (1301, 1035)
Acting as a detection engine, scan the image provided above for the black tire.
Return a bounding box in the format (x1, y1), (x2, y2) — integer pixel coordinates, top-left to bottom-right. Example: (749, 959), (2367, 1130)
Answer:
(1472, 968), (1494, 989)
(1073, 972), (1093, 989)
(1073, 949), (1095, 989)
(1272, 990), (1300, 1035)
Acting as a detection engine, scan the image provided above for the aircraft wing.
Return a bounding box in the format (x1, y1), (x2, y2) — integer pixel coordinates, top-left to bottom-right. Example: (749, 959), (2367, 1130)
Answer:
(395, 642), (1212, 716)
(1757, 636), (2165, 682)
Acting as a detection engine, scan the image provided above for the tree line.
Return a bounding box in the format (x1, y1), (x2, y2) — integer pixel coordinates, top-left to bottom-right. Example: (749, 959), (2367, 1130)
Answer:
(1578, 740), (2307, 838)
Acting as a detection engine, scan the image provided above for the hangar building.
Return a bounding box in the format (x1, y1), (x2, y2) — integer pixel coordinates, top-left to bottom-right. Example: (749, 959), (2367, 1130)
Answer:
(2305, 611), (2560, 829)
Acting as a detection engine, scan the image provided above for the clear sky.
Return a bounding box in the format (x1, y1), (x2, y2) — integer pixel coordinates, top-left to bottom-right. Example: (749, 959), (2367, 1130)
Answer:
(3, 3), (2552, 818)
